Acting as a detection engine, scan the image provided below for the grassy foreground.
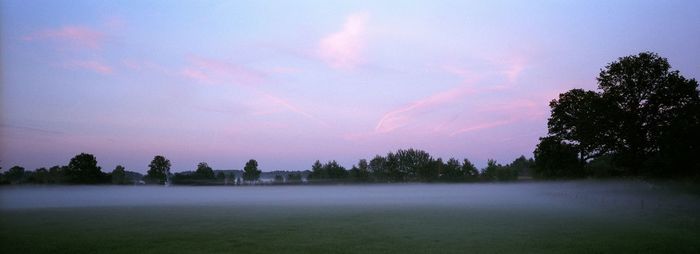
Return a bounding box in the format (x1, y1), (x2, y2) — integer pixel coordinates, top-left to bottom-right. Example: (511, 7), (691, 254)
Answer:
(2, 203), (699, 254)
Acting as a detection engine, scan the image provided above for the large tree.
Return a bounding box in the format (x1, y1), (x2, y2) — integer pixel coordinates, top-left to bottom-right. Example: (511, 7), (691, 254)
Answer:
(548, 89), (615, 163)
(597, 52), (699, 174)
(67, 153), (106, 184)
(541, 52), (700, 177)
(242, 159), (261, 183)
(111, 165), (127, 185)
(195, 162), (215, 179)
(147, 155), (171, 184)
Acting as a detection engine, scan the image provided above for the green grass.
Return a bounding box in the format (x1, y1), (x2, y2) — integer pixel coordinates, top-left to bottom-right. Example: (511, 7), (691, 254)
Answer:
(2, 203), (699, 253)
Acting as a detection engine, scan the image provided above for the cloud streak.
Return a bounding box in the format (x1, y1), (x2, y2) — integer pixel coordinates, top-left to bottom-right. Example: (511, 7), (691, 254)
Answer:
(181, 56), (264, 86)
(375, 85), (476, 133)
(317, 12), (369, 69)
(23, 26), (104, 49)
(64, 60), (113, 74)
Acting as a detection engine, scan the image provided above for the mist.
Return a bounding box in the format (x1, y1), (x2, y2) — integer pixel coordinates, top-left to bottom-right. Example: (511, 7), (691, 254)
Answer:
(3, 181), (698, 218)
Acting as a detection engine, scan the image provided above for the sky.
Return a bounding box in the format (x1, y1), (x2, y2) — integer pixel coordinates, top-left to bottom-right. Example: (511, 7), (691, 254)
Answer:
(1, 0), (699, 173)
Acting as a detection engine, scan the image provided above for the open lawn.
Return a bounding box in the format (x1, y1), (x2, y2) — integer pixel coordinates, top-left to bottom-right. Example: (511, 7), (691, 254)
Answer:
(1, 182), (699, 253)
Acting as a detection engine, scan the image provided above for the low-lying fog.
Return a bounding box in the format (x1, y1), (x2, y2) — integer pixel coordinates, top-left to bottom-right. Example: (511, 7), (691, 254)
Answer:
(2, 181), (699, 217)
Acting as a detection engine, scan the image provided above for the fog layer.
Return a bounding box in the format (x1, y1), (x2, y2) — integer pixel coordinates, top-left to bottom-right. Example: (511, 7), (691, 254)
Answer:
(2, 181), (698, 218)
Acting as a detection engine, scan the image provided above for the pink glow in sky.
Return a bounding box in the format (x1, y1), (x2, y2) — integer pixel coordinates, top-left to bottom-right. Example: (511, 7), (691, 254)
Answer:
(2, 1), (699, 172)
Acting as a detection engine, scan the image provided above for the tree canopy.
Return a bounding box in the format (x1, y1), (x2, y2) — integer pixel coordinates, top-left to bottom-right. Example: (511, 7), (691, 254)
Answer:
(539, 52), (700, 178)
(147, 155), (171, 184)
(242, 159), (261, 183)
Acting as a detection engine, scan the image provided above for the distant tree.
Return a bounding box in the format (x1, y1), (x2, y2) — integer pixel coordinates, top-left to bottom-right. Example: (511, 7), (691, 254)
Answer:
(7, 166), (25, 184)
(441, 158), (462, 182)
(147, 155), (171, 184)
(111, 165), (128, 185)
(48, 165), (67, 183)
(462, 158), (479, 181)
(286, 173), (302, 184)
(368, 155), (388, 182)
(355, 159), (370, 182)
(533, 137), (584, 178)
(273, 175), (284, 184)
(481, 160), (499, 181)
(309, 160), (326, 180)
(32, 167), (50, 184)
(216, 171), (226, 180)
(508, 155), (535, 178)
(421, 157), (441, 182)
(195, 162), (215, 179)
(242, 159), (261, 183)
(325, 160), (348, 179)
(67, 153), (106, 184)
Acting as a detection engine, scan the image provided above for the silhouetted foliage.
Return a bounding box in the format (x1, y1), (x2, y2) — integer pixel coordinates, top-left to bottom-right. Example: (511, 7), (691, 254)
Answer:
(534, 137), (585, 179)
(286, 173), (303, 184)
(196, 162), (215, 179)
(111, 165), (128, 185)
(6, 166), (26, 184)
(66, 153), (108, 184)
(243, 159), (261, 183)
(541, 52), (700, 178)
(273, 175), (284, 184)
(146, 155), (171, 184)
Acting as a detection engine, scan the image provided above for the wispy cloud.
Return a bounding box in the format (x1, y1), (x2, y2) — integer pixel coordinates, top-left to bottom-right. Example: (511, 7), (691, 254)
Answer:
(317, 12), (369, 69)
(63, 60), (113, 74)
(375, 85), (476, 133)
(181, 55), (264, 86)
(23, 26), (104, 49)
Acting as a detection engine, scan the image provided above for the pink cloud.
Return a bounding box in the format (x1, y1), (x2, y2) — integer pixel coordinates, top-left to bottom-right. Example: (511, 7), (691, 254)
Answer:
(375, 85), (476, 133)
(23, 26), (104, 49)
(64, 60), (113, 74)
(449, 119), (515, 136)
(317, 12), (369, 69)
(181, 56), (264, 85)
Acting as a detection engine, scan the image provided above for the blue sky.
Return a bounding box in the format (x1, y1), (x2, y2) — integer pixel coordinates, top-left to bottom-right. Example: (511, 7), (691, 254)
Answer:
(2, 0), (699, 172)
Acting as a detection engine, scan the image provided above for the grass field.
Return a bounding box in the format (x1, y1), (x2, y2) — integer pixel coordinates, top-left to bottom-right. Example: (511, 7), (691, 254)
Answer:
(1, 182), (699, 253)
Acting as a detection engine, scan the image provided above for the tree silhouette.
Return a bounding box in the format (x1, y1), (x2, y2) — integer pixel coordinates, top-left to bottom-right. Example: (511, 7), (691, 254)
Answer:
(195, 162), (215, 179)
(242, 159), (261, 183)
(67, 153), (106, 184)
(111, 165), (127, 184)
(147, 155), (171, 184)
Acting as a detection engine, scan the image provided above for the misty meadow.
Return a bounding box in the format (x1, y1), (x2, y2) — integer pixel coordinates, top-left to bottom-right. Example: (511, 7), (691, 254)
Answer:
(2, 0), (700, 253)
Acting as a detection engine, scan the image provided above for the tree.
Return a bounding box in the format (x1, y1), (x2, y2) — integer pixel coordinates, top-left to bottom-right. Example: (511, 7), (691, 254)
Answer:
(597, 52), (700, 175)
(286, 173), (303, 184)
(481, 160), (499, 181)
(111, 165), (128, 185)
(309, 160), (326, 180)
(508, 156), (535, 178)
(273, 175), (284, 184)
(533, 137), (584, 178)
(548, 89), (615, 163)
(67, 153), (106, 184)
(441, 158), (462, 182)
(32, 167), (50, 184)
(6, 166), (25, 184)
(368, 155), (388, 182)
(147, 155), (171, 184)
(462, 158), (479, 181)
(195, 162), (215, 179)
(354, 159), (371, 182)
(242, 159), (261, 183)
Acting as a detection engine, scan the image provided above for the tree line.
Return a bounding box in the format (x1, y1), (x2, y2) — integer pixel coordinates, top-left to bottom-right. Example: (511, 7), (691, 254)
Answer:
(0, 151), (533, 185)
(1, 52), (698, 185)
